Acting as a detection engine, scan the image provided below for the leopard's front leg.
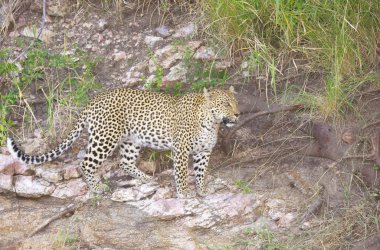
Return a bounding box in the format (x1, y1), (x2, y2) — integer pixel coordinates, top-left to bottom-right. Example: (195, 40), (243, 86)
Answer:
(192, 151), (213, 196)
(173, 145), (196, 199)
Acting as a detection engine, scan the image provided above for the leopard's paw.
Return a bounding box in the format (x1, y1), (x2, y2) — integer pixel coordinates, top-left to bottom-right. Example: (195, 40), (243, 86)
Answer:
(197, 185), (215, 197)
(91, 182), (111, 194)
(176, 189), (196, 199)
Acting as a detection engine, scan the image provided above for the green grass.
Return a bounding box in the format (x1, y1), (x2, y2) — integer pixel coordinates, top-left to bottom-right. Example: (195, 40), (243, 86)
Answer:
(200, 0), (380, 118)
(234, 179), (252, 194)
(0, 42), (101, 145)
(52, 227), (79, 248)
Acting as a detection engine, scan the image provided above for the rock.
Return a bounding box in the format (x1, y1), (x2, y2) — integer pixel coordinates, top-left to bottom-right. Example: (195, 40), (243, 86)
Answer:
(122, 77), (143, 86)
(32, 0), (72, 17)
(153, 45), (179, 69)
(194, 46), (217, 61)
(173, 23), (197, 38)
(81, 199), (197, 249)
(35, 166), (63, 183)
(155, 44), (177, 58)
(151, 186), (174, 200)
(0, 174), (14, 192)
(153, 41), (202, 70)
(187, 193), (255, 228)
(185, 40), (203, 51)
(155, 26), (171, 38)
(266, 199), (287, 221)
(215, 60), (233, 70)
(163, 63), (187, 83)
(23, 137), (45, 155)
(0, 154), (31, 175)
(249, 216), (278, 232)
(144, 36), (163, 49)
(162, 52), (183, 69)
(97, 18), (109, 32)
(14, 162), (34, 175)
(63, 162), (81, 180)
(14, 176), (55, 198)
(113, 51), (127, 62)
(111, 182), (159, 202)
(0, 154), (16, 175)
(129, 192), (258, 229)
(21, 26), (55, 44)
(278, 212), (296, 228)
(9, 30), (20, 37)
(116, 178), (144, 187)
(141, 198), (189, 219)
(77, 149), (86, 160)
(51, 179), (87, 199)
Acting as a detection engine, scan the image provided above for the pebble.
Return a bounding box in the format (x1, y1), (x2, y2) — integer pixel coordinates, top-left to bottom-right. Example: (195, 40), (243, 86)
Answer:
(155, 26), (171, 38)
(173, 22), (197, 38)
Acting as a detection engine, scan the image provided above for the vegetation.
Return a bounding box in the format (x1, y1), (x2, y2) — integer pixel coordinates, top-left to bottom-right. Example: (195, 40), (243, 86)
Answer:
(52, 227), (79, 248)
(199, 0), (380, 118)
(234, 179), (252, 194)
(0, 42), (101, 145)
(144, 41), (228, 95)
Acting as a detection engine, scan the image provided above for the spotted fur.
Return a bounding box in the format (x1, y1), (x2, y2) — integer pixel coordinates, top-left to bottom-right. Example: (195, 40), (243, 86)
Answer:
(7, 87), (239, 198)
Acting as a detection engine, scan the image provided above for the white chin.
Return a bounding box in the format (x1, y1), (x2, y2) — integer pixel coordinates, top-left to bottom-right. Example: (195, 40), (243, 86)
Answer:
(226, 123), (235, 128)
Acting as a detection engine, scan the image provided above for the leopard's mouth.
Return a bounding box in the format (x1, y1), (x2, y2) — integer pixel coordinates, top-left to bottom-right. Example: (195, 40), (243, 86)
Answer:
(222, 118), (237, 127)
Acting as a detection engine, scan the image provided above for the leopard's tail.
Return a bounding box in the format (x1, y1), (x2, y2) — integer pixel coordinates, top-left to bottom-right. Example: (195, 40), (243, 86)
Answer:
(6, 114), (87, 165)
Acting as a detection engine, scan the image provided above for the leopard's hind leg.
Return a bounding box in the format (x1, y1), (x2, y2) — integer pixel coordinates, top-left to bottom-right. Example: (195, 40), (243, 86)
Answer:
(119, 140), (152, 182)
(81, 128), (121, 193)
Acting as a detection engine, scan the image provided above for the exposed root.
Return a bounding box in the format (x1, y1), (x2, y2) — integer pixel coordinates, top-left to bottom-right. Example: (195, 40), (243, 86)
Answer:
(214, 153), (273, 170)
(302, 121), (347, 161)
(28, 202), (85, 238)
(222, 104), (303, 154)
(299, 194), (324, 225)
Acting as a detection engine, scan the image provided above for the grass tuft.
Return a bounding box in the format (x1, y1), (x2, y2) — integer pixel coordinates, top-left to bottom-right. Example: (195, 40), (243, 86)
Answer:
(199, 0), (380, 118)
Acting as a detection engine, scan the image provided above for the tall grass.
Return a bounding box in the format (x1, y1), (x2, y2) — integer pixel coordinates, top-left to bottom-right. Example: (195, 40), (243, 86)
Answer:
(200, 0), (380, 118)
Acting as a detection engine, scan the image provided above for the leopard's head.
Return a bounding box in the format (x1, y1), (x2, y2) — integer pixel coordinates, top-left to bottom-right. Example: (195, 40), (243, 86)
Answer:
(204, 86), (240, 127)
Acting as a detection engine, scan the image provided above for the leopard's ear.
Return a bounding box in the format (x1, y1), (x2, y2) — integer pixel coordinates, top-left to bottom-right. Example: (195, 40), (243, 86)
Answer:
(229, 85), (237, 94)
(203, 87), (211, 102)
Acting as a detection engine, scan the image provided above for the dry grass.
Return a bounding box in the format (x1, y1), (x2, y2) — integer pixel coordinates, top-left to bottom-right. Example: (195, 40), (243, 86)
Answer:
(291, 200), (379, 249)
(0, 0), (23, 34)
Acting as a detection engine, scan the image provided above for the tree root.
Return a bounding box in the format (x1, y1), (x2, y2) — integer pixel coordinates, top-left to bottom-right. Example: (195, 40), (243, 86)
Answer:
(299, 195), (324, 225)
(0, 201), (85, 249)
(302, 121), (348, 161)
(28, 202), (85, 238)
(222, 104), (303, 154)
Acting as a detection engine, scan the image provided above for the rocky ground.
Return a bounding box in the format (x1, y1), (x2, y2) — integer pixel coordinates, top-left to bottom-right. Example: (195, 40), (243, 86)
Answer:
(1, 1), (380, 249)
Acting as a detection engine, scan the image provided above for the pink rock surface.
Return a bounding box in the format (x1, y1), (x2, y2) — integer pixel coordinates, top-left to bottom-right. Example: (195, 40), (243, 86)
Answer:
(51, 179), (88, 199)
(0, 154), (33, 175)
(0, 173), (14, 192)
(14, 175), (55, 198)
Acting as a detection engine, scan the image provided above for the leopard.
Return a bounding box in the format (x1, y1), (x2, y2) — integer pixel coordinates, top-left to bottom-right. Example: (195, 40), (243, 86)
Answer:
(7, 86), (240, 198)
